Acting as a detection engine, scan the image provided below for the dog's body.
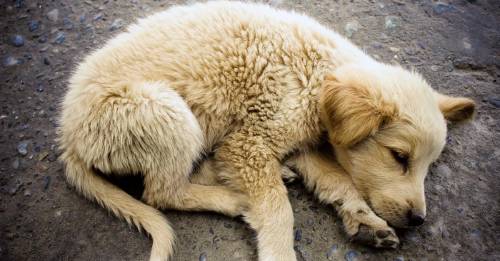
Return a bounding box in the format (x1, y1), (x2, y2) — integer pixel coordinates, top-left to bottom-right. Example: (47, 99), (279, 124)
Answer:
(59, 2), (475, 260)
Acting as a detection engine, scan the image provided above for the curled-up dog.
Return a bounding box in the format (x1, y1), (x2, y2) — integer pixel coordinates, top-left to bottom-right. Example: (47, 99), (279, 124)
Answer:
(58, 1), (475, 260)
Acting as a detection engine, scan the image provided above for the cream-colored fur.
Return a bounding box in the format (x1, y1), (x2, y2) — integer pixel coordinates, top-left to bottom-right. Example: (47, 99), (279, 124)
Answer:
(58, 1), (475, 260)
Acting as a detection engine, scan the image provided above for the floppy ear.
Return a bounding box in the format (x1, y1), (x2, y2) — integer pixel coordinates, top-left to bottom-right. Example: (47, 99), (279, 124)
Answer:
(320, 74), (398, 147)
(435, 93), (475, 122)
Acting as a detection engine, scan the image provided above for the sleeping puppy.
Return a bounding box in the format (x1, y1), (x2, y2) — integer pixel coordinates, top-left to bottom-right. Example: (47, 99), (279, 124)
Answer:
(58, 1), (475, 260)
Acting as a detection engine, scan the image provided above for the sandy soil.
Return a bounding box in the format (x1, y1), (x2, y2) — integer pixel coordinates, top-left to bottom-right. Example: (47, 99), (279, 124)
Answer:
(1, 0), (499, 260)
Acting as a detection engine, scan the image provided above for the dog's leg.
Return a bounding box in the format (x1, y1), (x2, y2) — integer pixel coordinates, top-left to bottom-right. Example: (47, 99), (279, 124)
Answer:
(215, 133), (297, 261)
(285, 150), (399, 248)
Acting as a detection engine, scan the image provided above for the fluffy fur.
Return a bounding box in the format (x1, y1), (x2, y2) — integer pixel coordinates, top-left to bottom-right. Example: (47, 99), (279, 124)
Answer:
(58, 1), (475, 260)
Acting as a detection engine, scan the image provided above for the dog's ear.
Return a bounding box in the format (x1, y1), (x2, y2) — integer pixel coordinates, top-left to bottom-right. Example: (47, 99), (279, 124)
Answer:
(320, 74), (398, 147)
(435, 92), (475, 122)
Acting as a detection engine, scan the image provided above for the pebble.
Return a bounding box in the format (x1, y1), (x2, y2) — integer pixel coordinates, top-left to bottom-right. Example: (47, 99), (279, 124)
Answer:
(344, 250), (359, 261)
(433, 2), (454, 15)
(43, 176), (51, 190)
(395, 257), (405, 261)
(94, 13), (104, 21)
(47, 9), (59, 22)
(12, 158), (20, 169)
(344, 21), (360, 38)
(487, 98), (500, 108)
(54, 32), (66, 44)
(24, 190), (31, 197)
(38, 34), (48, 43)
(294, 228), (302, 241)
(430, 65), (440, 71)
(326, 244), (338, 260)
(3, 56), (22, 67)
(17, 141), (29, 155)
(10, 35), (25, 47)
(385, 16), (400, 30)
(79, 14), (86, 23)
(199, 252), (207, 261)
(63, 17), (73, 30)
(29, 20), (40, 32)
(43, 57), (50, 65)
(109, 18), (124, 31)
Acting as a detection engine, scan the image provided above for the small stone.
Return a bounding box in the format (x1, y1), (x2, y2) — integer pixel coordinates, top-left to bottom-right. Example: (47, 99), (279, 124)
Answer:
(344, 250), (359, 261)
(29, 20), (40, 32)
(395, 257), (405, 261)
(24, 190), (31, 197)
(47, 9), (59, 22)
(109, 18), (124, 31)
(12, 158), (20, 169)
(462, 38), (472, 50)
(385, 16), (400, 30)
(3, 56), (23, 67)
(54, 32), (65, 44)
(43, 57), (50, 65)
(79, 14), (86, 23)
(93, 12), (104, 21)
(344, 21), (360, 38)
(435, 164), (452, 177)
(43, 176), (51, 190)
(10, 35), (25, 47)
(15, 0), (24, 8)
(389, 46), (400, 52)
(38, 34), (48, 43)
(36, 84), (45, 92)
(294, 228), (302, 241)
(38, 151), (49, 160)
(326, 244), (338, 260)
(17, 141), (29, 155)
(433, 2), (454, 15)
(63, 17), (73, 30)
(199, 252), (207, 261)
(55, 210), (62, 217)
(430, 65), (439, 71)
(487, 98), (500, 108)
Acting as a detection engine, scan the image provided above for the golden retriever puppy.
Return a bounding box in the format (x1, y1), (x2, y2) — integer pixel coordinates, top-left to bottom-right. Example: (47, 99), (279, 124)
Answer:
(58, 1), (475, 260)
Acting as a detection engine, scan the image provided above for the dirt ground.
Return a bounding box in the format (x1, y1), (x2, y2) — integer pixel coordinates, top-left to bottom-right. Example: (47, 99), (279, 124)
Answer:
(1, 0), (499, 260)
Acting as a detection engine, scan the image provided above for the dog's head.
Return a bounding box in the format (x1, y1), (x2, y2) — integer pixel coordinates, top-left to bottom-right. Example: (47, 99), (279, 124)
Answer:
(319, 62), (475, 228)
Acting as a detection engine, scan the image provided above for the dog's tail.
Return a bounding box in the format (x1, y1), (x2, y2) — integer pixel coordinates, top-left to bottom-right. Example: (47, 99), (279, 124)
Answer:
(63, 154), (175, 261)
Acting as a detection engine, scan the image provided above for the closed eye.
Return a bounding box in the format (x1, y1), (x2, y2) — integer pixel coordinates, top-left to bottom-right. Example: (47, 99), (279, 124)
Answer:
(390, 149), (409, 173)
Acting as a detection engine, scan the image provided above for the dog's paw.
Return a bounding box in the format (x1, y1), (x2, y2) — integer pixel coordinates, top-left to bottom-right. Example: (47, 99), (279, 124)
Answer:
(351, 224), (399, 249)
(281, 165), (299, 183)
(340, 203), (399, 249)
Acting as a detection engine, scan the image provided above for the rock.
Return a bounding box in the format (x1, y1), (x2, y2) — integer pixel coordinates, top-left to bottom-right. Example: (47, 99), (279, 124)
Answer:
(344, 21), (360, 38)
(433, 2), (454, 15)
(344, 250), (360, 261)
(63, 17), (73, 30)
(435, 164), (452, 177)
(326, 244), (338, 260)
(47, 9), (59, 22)
(38, 34), (48, 43)
(385, 16), (400, 30)
(29, 20), (40, 32)
(43, 176), (51, 190)
(3, 56), (22, 67)
(94, 13), (104, 21)
(24, 190), (31, 197)
(199, 252), (207, 261)
(17, 141), (29, 156)
(430, 65), (439, 71)
(15, 0), (24, 8)
(79, 14), (86, 23)
(395, 257), (405, 261)
(54, 32), (65, 44)
(43, 57), (50, 65)
(487, 98), (500, 108)
(10, 35), (25, 47)
(12, 158), (20, 169)
(109, 18), (124, 31)
(294, 228), (302, 241)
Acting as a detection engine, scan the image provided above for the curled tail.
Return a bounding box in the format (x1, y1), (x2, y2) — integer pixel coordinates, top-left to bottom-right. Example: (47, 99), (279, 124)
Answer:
(63, 155), (175, 261)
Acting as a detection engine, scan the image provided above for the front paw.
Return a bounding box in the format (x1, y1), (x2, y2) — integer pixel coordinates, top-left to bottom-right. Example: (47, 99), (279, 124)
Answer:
(341, 204), (399, 249)
(352, 224), (399, 249)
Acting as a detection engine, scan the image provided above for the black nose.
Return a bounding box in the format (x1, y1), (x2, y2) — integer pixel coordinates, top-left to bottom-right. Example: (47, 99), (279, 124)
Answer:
(407, 210), (425, 226)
